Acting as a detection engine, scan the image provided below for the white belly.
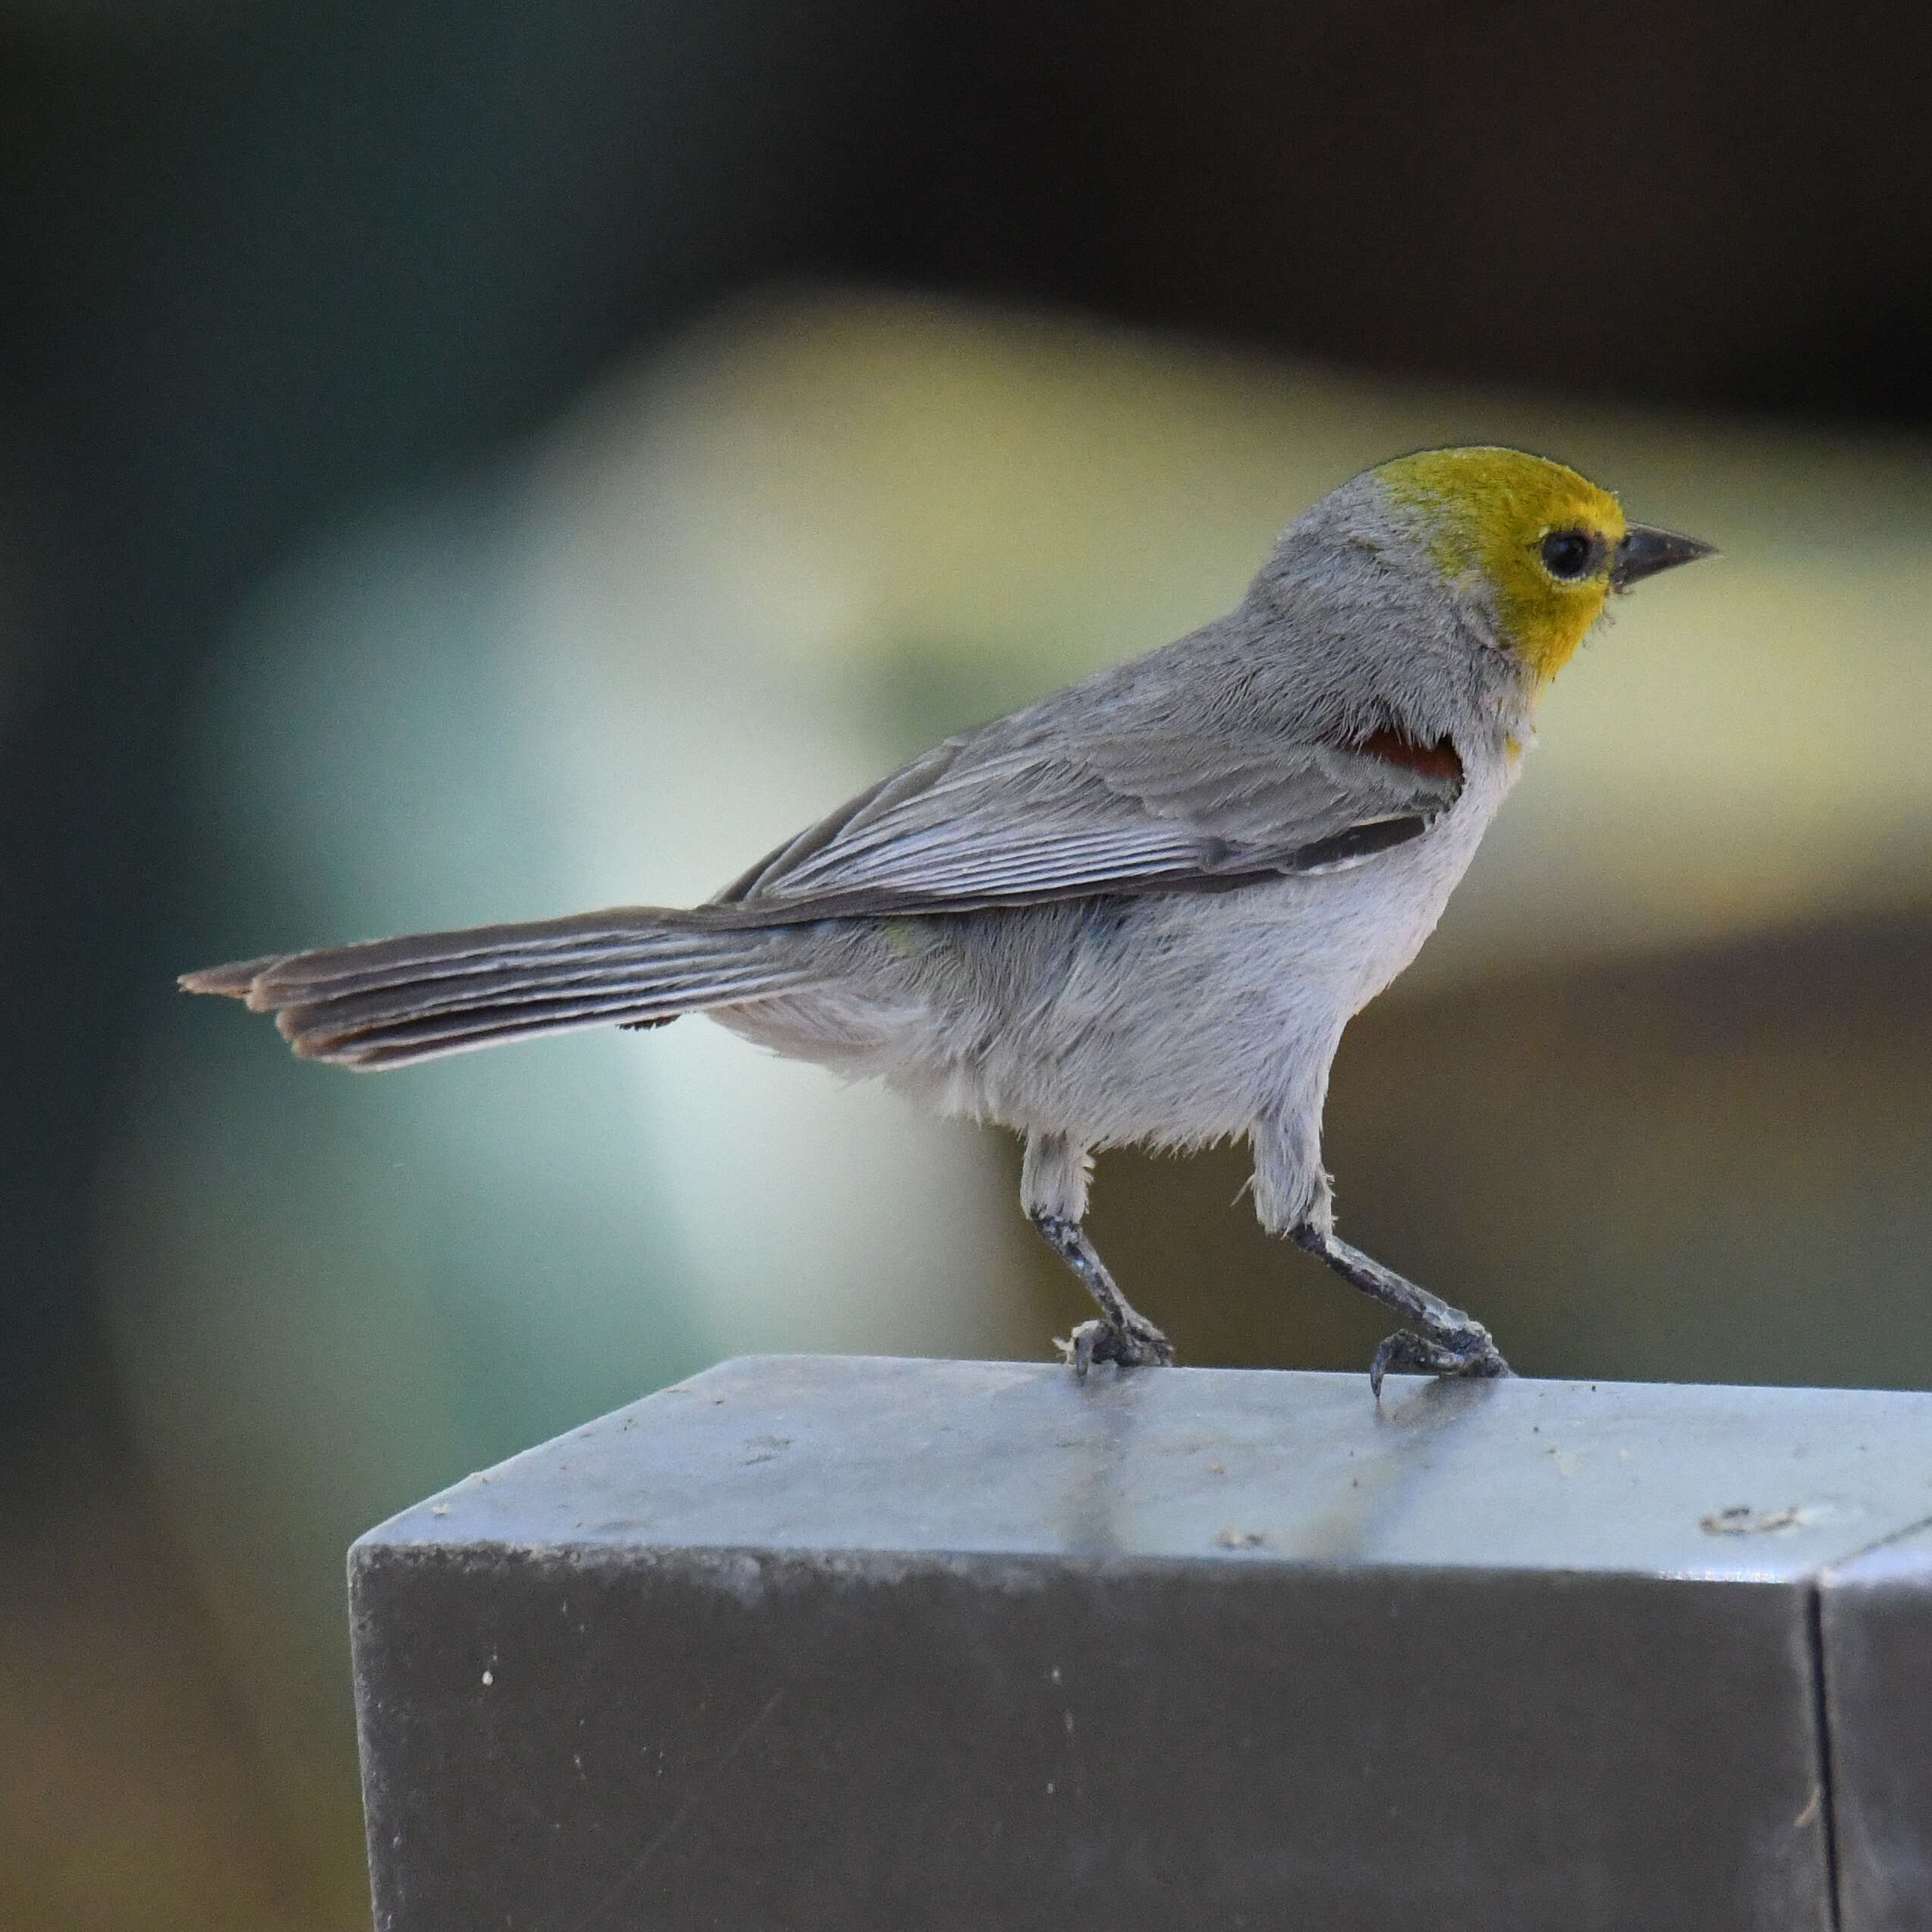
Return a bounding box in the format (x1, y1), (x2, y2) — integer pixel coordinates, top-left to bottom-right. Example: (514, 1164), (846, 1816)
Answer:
(716, 751), (1519, 1151)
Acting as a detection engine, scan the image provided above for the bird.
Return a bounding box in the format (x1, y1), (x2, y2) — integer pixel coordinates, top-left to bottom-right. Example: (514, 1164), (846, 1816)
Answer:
(183, 445), (1713, 1390)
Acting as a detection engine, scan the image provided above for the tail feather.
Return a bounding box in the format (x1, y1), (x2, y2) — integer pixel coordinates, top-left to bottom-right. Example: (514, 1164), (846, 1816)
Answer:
(181, 908), (812, 1069)
(267, 939), (761, 1037)
(180, 953), (291, 999)
(181, 907), (707, 1009)
(282, 967), (811, 1066)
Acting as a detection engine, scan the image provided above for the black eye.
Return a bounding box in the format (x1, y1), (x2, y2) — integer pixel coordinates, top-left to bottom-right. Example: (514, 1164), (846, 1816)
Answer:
(1540, 530), (1596, 580)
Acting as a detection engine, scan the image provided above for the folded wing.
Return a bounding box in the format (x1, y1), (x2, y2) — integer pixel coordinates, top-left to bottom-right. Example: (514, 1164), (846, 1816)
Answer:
(706, 718), (1463, 924)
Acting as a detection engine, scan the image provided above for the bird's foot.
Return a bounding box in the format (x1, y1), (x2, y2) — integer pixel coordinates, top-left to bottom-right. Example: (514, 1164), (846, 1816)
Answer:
(1289, 1226), (1510, 1399)
(1056, 1314), (1176, 1377)
(1368, 1324), (1511, 1399)
(1031, 1205), (1176, 1377)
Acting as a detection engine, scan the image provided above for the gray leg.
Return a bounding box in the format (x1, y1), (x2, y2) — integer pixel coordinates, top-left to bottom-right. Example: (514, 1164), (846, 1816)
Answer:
(1251, 1102), (1508, 1396)
(1022, 1131), (1175, 1376)
(1290, 1226), (1511, 1397)
(1031, 1211), (1177, 1375)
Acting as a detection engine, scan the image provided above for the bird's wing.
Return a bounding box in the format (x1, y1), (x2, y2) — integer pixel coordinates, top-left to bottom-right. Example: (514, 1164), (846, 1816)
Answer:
(703, 719), (1463, 925)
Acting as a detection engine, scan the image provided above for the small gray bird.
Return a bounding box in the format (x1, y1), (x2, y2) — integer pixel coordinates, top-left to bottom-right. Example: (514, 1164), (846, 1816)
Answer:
(184, 446), (1713, 1389)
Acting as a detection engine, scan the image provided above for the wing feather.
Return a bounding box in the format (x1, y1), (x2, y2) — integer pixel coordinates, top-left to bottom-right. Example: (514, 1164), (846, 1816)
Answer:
(706, 711), (1462, 924)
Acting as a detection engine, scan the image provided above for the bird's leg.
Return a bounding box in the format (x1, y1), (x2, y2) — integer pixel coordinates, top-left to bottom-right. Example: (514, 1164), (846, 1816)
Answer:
(1251, 1107), (1509, 1396)
(1021, 1128), (1173, 1375)
(1290, 1226), (1510, 1396)
(1031, 1211), (1176, 1376)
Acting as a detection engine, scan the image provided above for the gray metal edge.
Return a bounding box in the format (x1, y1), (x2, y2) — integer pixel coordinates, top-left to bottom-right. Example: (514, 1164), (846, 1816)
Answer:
(348, 1355), (1932, 1584)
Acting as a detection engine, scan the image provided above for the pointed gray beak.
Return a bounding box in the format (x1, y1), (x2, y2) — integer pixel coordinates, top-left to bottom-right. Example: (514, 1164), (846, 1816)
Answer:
(1611, 523), (1717, 590)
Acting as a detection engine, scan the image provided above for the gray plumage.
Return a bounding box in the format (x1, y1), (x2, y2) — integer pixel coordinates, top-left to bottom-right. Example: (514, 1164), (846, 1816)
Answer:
(184, 456), (1710, 1384)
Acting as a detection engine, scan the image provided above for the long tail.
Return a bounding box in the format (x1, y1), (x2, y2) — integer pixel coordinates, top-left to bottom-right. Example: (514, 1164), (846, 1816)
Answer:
(179, 908), (813, 1070)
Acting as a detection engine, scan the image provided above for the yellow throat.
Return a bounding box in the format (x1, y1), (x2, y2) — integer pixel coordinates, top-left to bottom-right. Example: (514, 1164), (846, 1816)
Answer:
(1377, 446), (1627, 687)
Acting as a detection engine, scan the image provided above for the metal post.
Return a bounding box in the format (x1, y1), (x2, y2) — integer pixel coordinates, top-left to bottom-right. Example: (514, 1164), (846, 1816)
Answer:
(351, 1355), (1932, 1931)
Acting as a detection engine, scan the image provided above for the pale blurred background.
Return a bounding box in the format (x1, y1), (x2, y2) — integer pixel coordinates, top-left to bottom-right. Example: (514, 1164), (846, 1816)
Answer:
(1, 4), (1929, 1927)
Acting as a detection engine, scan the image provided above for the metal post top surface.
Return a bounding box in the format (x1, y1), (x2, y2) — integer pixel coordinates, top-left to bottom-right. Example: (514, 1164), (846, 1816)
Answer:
(356, 1355), (1932, 1584)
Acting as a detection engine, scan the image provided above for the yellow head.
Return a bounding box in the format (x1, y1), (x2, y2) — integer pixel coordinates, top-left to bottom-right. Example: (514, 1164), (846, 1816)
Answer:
(1377, 446), (1710, 687)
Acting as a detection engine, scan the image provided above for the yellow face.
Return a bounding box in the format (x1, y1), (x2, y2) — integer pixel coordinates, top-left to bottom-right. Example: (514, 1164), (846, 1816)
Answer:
(1377, 447), (1628, 686)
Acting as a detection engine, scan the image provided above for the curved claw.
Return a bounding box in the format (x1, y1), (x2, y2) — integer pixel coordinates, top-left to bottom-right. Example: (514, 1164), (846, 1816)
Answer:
(1056, 1317), (1177, 1378)
(1369, 1327), (1512, 1399)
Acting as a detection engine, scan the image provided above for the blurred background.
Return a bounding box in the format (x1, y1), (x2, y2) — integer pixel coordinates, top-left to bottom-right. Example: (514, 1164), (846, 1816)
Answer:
(2, 2), (1930, 1924)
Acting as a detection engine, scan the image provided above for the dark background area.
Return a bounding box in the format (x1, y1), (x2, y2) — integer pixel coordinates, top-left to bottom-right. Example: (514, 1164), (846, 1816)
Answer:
(2, 5), (1928, 1927)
